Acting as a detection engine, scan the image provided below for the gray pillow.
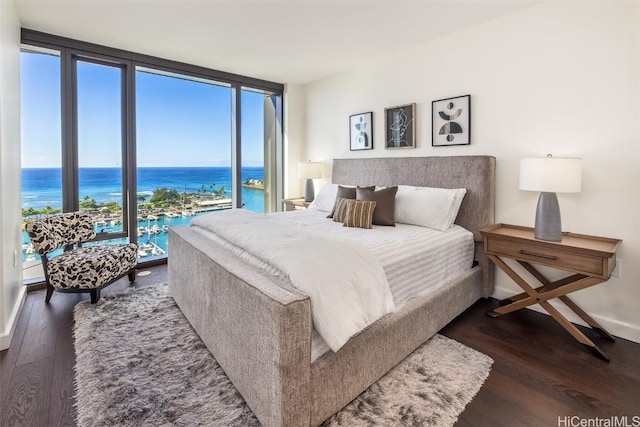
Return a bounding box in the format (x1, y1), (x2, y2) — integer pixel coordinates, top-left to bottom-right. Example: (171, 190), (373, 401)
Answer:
(327, 185), (375, 218)
(356, 186), (398, 226)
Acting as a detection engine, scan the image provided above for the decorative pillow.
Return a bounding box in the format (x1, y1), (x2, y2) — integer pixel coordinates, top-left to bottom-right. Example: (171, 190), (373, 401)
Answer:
(332, 198), (351, 223)
(394, 186), (467, 231)
(342, 199), (377, 229)
(327, 185), (375, 218)
(356, 186), (398, 226)
(308, 183), (338, 212)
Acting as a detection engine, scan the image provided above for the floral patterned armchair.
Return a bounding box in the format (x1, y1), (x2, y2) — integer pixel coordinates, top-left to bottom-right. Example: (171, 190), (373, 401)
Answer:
(26, 211), (138, 304)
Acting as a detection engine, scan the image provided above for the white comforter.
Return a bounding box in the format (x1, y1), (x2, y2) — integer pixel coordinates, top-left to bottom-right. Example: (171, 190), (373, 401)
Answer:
(190, 209), (395, 351)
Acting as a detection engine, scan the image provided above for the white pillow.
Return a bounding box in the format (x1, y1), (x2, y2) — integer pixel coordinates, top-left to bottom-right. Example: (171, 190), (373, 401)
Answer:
(308, 183), (338, 212)
(394, 185), (466, 231)
(448, 188), (467, 228)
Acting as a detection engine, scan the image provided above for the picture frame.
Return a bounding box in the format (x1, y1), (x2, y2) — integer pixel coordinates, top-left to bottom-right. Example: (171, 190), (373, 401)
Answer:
(349, 112), (374, 151)
(432, 95), (471, 146)
(384, 103), (416, 149)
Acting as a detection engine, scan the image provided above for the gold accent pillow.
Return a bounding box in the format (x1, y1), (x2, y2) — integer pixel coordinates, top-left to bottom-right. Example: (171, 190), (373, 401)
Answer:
(343, 199), (377, 229)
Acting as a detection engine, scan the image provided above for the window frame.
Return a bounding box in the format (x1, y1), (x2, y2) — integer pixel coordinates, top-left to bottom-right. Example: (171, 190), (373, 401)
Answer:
(21, 29), (284, 282)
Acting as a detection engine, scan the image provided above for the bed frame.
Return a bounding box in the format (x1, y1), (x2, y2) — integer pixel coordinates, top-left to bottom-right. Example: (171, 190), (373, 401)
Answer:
(168, 155), (495, 426)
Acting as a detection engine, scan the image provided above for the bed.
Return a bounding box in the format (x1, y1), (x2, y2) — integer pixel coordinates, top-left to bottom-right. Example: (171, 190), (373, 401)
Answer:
(168, 155), (495, 426)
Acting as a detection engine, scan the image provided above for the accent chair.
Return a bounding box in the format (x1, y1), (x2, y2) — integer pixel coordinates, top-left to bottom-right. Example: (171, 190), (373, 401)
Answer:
(26, 211), (137, 303)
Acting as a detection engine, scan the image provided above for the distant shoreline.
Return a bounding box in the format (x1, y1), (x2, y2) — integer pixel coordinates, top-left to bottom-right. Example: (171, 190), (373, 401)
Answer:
(242, 184), (264, 191)
(22, 166), (265, 212)
(21, 167), (266, 262)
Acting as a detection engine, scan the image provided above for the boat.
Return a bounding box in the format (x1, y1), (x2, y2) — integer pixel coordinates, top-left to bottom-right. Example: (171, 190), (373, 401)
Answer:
(148, 214), (158, 221)
(95, 220), (107, 227)
(25, 244), (36, 262)
(139, 242), (154, 251)
(165, 212), (180, 218)
(150, 242), (166, 256)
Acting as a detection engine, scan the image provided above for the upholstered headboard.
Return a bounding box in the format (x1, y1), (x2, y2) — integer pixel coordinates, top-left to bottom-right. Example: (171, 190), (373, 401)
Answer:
(331, 156), (496, 243)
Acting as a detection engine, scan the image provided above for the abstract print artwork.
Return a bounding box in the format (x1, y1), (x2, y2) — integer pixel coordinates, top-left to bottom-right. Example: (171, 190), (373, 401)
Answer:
(432, 95), (471, 146)
(385, 103), (416, 149)
(349, 112), (374, 151)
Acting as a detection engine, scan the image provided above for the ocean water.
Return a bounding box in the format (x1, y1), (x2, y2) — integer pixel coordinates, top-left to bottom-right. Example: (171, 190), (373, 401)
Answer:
(22, 166), (264, 210)
(22, 166), (265, 261)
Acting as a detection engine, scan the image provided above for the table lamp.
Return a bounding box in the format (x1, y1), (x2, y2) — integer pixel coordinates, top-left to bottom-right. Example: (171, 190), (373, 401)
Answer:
(519, 155), (582, 241)
(298, 161), (322, 202)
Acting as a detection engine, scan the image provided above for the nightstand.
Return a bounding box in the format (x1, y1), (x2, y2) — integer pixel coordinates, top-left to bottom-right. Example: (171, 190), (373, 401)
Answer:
(282, 197), (310, 211)
(480, 223), (622, 361)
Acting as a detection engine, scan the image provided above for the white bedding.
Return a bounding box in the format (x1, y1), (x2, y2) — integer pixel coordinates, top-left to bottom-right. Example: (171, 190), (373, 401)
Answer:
(190, 208), (475, 360)
(190, 209), (395, 352)
(272, 210), (475, 359)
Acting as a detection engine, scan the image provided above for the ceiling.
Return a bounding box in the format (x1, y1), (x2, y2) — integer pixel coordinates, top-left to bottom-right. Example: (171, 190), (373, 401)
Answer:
(14, 0), (535, 85)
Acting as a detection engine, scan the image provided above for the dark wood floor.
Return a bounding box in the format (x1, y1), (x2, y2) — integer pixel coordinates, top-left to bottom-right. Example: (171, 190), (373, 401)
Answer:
(0, 265), (168, 427)
(1, 265), (639, 426)
(441, 301), (640, 426)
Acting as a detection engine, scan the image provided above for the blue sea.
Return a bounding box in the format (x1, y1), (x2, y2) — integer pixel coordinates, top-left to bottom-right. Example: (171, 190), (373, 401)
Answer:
(22, 166), (264, 261)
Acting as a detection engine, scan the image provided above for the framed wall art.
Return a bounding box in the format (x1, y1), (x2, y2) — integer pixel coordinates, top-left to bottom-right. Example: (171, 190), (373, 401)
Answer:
(349, 112), (373, 151)
(432, 95), (470, 146)
(385, 103), (415, 149)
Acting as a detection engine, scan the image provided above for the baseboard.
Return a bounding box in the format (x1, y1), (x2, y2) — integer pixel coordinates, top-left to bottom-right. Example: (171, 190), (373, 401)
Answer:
(0, 285), (27, 351)
(492, 286), (640, 344)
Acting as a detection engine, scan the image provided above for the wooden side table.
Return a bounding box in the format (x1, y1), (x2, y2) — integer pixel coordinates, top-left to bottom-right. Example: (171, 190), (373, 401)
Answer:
(480, 223), (622, 361)
(282, 197), (310, 211)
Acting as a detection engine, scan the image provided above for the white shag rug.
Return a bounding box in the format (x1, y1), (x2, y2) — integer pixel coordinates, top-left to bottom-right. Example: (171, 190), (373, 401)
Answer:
(74, 284), (492, 426)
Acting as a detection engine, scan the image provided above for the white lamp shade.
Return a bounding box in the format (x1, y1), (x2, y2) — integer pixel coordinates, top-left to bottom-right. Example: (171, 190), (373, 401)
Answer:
(298, 161), (322, 179)
(519, 157), (582, 193)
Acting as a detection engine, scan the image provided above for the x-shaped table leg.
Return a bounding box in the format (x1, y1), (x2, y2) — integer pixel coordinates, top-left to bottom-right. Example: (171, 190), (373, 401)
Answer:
(486, 254), (613, 361)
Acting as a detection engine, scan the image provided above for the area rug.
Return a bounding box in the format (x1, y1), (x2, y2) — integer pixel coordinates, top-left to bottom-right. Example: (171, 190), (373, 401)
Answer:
(74, 284), (493, 426)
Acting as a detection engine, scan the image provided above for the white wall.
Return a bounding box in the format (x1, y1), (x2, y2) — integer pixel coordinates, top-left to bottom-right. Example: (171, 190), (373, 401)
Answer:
(302, 2), (640, 342)
(0, 0), (26, 350)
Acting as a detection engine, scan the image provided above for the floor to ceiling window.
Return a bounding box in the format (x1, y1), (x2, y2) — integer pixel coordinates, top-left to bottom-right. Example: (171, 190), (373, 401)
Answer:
(240, 88), (282, 214)
(76, 60), (127, 237)
(20, 30), (284, 283)
(135, 67), (233, 259)
(20, 47), (62, 282)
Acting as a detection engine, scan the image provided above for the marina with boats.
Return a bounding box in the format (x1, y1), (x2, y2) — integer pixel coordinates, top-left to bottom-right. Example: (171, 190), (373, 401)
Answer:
(22, 195), (234, 263)
(21, 167), (263, 281)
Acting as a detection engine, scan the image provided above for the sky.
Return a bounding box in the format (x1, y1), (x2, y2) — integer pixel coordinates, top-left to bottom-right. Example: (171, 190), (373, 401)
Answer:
(21, 50), (267, 168)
